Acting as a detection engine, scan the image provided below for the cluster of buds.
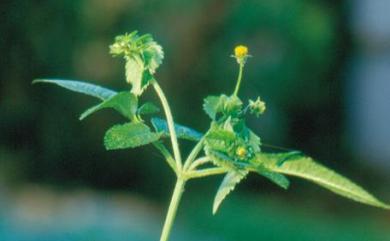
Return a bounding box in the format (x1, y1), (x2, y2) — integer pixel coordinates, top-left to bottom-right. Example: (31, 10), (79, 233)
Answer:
(248, 97), (266, 117)
(109, 32), (139, 58)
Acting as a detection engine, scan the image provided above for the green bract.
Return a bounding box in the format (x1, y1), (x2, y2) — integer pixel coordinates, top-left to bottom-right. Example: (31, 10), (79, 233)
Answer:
(110, 31), (164, 96)
(34, 31), (389, 241)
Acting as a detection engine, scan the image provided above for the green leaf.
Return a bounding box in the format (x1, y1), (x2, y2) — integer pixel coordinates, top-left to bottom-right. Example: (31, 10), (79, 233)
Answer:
(33, 79), (117, 100)
(104, 122), (161, 150)
(203, 95), (243, 120)
(110, 31), (164, 95)
(79, 92), (138, 120)
(143, 41), (164, 74)
(259, 153), (390, 209)
(213, 170), (248, 214)
(205, 129), (236, 152)
(254, 165), (290, 189)
(137, 102), (160, 115)
(151, 118), (203, 142)
(224, 95), (243, 116)
(203, 96), (223, 120)
(126, 55), (145, 96)
(248, 130), (261, 152)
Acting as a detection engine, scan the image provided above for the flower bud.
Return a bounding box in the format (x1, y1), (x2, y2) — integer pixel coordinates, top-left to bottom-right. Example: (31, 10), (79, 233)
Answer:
(236, 146), (247, 159)
(233, 45), (249, 65)
(249, 97), (266, 117)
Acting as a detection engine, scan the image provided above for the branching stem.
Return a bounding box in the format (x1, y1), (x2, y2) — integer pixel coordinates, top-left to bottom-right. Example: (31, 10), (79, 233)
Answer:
(186, 167), (228, 179)
(183, 136), (205, 170)
(152, 81), (182, 171)
(188, 156), (211, 171)
(159, 178), (186, 241)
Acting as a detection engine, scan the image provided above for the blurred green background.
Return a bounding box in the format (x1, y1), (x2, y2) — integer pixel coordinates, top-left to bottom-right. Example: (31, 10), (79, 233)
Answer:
(1, 0), (389, 240)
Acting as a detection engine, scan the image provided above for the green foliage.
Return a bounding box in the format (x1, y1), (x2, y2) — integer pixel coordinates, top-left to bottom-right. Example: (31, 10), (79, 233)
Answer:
(213, 170), (248, 214)
(254, 165), (290, 189)
(110, 31), (164, 96)
(35, 30), (389, 241)
(33, 79), (116, 100)
(258, 153), (390, 209)
(137, 102), (160, 115)
(151, 117), (202, 142)
(203, 95), (243, 121)
(125, 55), (146, 95)
(80, 92), (138, 120)
(104, 122), (161, 150)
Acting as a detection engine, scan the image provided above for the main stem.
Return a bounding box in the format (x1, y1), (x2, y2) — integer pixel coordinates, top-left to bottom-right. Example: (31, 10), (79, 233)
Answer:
(152, 81), (182, 171)
(233, 63), (244, 96)
(160, 178), (186, 241)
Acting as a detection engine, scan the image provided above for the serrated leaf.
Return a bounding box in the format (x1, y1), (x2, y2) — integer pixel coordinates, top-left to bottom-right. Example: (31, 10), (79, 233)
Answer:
(259, 152), (390, 209)
(205, 129), (236, 152)
(126, 55), (145, 96)
(203, 95), (243, 120)
(79, 92), (138, 120)
(203, 96), (222, 120)
(143, 42), (164, 74)
(213, 170), (248, 214)
(223, 95), (243, 116)
(137, 102), (160, 115)
(33, 79), (116, 100)
(104, 122), (161, 150)
(255, 165), (290, 189)
(111, 31), (163, 95)
(248, 130), (261, 152)
(151, 118), (202, 142)
(206, 129), (236, 143)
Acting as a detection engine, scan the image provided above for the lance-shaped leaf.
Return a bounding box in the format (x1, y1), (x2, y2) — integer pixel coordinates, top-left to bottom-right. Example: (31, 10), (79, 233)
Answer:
(213, 170), (248, 214)
(151, 117), (203, 142)
(254, 165), (290, 189)
(104, 122), (161, 150)
(258, 152), (390, 209)
(79, 92), (138, 120)
(33, 79), (117, 100)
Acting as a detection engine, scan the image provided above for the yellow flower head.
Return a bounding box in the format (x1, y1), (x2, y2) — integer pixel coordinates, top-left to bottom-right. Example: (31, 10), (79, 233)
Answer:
(236, 146), (247, 158)
(234, 45), (248, 58)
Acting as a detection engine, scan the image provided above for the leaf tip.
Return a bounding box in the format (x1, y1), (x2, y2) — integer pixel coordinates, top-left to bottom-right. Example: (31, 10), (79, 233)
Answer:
(212, 202), (220, 215)
(32, 79), (43, 85)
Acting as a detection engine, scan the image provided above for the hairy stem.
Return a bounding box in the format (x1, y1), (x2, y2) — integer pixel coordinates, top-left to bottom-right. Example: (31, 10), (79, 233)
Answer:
(153, 142), (177, 173)
(160, 178), (186, 241)
(233, 63), (244, 96)
(188, 156), (211, 171)
(186, 167), (228, 179)
(183, 136), (205, 170)
(152, 81), (182, 171)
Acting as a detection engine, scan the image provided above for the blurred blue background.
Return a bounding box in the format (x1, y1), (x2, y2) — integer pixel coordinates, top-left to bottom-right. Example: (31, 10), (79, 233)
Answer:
(0, 0), (389, 240)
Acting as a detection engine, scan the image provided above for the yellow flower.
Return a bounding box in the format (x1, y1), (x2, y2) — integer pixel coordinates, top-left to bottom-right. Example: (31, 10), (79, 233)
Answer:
(236, 146), (247, 158)
(234, 45), (248, 58)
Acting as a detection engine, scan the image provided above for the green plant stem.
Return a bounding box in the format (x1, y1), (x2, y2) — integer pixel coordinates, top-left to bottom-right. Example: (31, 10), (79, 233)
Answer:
(188, 156), (210, 171)
(233, 63), (244, 96)
(153, 142), (177, 173)
(152, 81), (182, 171)
(186, 167), (227, 179)
(160, 178), (186, 241)
(183, 136), (205, 170)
